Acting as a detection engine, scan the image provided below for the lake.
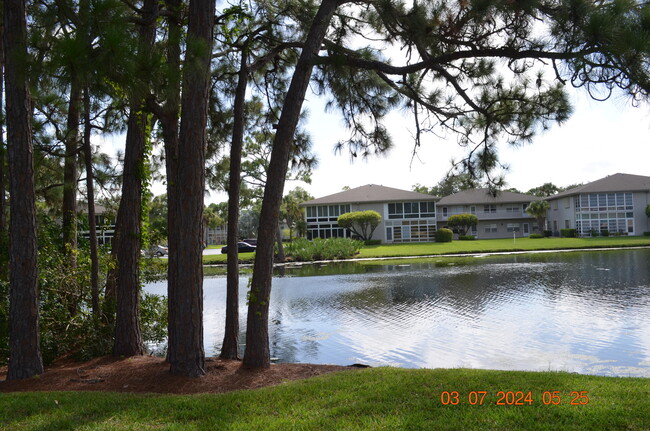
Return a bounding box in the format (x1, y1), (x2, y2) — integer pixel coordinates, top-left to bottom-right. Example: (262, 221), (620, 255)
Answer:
(145, 248), (650, 377)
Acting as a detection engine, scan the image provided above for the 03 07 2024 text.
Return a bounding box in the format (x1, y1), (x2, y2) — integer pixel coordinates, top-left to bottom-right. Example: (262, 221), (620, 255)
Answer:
(439, 390), (590, 406)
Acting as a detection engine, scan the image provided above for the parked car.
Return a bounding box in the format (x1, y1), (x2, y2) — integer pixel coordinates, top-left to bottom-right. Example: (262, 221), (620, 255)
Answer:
(221, 242), (256, 254)
(242, 238), (257, 246)
(143, 245), (168, 257)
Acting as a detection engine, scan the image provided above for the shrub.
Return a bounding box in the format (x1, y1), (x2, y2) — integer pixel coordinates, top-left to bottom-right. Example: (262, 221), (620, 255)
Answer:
(458, 235), (475, 240)
(644, 231), (650, 236)
(364, 239), (382, 246)
(560, 228), (576, 238)
(543, 230), (553, 237)
(337, 211), (382, 241)
(529, 233), (545, 239)
(285, 238), (363, 261)
(447, 213), (478, 236)
(435, 228), (453, 243)
(601, 229), (609, 237)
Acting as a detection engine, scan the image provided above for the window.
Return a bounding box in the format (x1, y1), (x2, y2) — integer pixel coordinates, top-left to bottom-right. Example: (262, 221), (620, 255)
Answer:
(483, 204), (496, 213)
(484, 224), (498, 233)
(575, 193), (635, 236)
(565, 220), (570, 229)
(442, 207), (448, 217)
(507, 223), (520, 232)
(388, 201), (435, 219)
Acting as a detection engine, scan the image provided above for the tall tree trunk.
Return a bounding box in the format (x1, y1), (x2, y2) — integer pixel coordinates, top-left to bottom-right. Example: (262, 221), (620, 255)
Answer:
(220, 51), (248, 360)
(62, 78), (81, 263)
(243, 0), (340, 369)
(0, 16), (6, 238)
(112, 0), (157, 357)
(5, 0), (44, 380)
(167, 0), (215, 377)
(157, 0), (182, 365)
(82, 88), (100, 317)
(112, 109), (146, 356)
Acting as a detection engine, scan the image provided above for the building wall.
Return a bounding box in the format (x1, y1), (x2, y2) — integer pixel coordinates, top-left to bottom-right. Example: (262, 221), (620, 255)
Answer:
(635, 191), (650, 234)
(547, 191), (650, 236)
(437, 203), (536, 239)
(305, 200), (437, 243)
(547, 196), (575, 235)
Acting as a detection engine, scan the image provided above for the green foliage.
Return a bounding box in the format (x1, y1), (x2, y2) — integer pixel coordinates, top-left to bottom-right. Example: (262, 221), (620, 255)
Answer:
(646, 204), (650, 218)
(447, 213), (478, 236)
(458, 235), (475, 240)
(644, 232), (650, 236)
(140, 293), (168, 345)
(285, 238), (362, 261)
(527, 183), (560, 197)
(413, 174), (479, 197)
(529, 233), (545, 239)
(526, 200), (550, 233)
(337, 211), (382, 241)
(525, 200), (550, 217)
(282, 187), (314, 240)
(560, 229), (576, 238)
(435, 228), (453, 243)
(364, 239), (382, 246)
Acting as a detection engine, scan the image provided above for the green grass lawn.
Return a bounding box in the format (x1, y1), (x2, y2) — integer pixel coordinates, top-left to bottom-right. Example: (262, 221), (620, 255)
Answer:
(2, 367), (649, 430)
(356, 235), (650, 259)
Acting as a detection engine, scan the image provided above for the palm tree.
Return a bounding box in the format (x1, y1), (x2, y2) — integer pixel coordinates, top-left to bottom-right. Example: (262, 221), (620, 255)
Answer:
(526, 201), (550, 233)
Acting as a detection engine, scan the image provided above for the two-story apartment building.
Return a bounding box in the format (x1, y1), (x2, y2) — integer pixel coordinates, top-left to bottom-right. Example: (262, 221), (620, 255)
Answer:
(301, 184), (439, 243)
(546, 173), (650, 236)
(436, 189), (540, 239)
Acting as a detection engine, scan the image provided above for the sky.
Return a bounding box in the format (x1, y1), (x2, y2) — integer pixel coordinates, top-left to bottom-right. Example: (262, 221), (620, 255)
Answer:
(294, 87), (650, 200)
(99, 84), (650, 204)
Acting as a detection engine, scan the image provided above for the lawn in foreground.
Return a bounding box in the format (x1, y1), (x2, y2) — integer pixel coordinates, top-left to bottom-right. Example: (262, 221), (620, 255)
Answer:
(2, 368), (649, 430)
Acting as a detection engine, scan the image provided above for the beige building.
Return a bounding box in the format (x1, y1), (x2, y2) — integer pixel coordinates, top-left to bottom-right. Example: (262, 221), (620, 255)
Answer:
(546, 173), (650, 236)
(301, 184), (438, 243)
(436, 189), (540, 239)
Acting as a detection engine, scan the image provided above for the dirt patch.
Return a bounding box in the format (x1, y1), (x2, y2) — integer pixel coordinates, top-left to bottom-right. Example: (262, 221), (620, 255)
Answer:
(0, 356), (355, 395)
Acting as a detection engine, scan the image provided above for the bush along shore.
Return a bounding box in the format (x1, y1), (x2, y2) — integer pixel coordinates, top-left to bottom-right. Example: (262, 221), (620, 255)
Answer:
(200, 236), (650, 266)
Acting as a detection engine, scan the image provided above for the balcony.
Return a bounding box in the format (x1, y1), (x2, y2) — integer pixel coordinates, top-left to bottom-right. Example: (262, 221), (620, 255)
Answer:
(439, 210), (533, 221)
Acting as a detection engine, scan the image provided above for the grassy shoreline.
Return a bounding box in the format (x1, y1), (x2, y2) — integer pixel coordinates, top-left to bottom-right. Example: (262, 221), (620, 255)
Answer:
(2, 367), (649, 430)
(202, 236), (650, 265)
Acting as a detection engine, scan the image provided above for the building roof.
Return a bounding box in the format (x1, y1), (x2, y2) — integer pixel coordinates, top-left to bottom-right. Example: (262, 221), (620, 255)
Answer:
(436, 188), (538, 205)
(301, 184), (438, 205)
(549, 173), (650, 199)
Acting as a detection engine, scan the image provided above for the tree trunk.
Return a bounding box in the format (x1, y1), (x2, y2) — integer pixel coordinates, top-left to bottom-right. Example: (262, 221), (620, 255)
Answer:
(5, 0), (44, 380)
(243, 0), (340, 369)
(220, 51), (248, 361)
(167, 0), (215, 377)
(112, 109), (146, 357)
(82, 88), (100, 317)
(62, 78), (81, 263)
(112, 0), (157, 357)
(0, 16), (6, 238)
(150, 0), (182, 365)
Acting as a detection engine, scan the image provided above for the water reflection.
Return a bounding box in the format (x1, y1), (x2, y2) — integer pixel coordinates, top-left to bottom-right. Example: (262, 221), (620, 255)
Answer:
(145, 249), (650, 377)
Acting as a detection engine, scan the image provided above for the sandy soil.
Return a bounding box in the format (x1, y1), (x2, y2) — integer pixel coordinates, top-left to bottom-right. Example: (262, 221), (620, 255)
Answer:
(0, 355), (356, 394)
